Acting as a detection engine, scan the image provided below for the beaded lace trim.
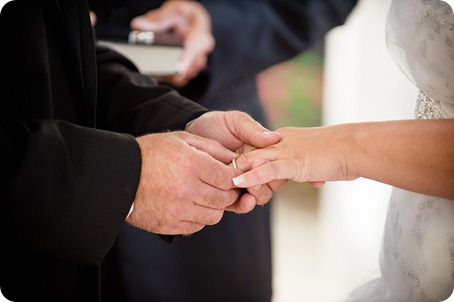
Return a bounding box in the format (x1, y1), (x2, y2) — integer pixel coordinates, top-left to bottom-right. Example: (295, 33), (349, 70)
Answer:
(415, 91), (454, 119)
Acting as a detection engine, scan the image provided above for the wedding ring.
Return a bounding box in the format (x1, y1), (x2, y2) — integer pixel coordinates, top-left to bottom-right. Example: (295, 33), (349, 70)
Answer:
(128, 31), (155, 45)
(232, 157), (239, 169)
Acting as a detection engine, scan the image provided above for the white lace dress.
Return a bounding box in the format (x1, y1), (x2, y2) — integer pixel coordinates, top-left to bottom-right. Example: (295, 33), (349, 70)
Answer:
(346, 0), (454, 301)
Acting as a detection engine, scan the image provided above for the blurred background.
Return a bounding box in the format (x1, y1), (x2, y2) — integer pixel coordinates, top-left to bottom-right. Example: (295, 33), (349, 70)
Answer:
(256, 0), (452, 301)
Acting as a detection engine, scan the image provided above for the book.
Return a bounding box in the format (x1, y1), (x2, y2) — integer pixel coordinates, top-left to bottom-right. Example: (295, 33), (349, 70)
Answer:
(98, 31), (183, 76)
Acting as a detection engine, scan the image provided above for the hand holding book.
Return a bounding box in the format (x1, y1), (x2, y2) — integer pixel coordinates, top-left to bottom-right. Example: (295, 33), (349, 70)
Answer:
(126, 1), (215, 86)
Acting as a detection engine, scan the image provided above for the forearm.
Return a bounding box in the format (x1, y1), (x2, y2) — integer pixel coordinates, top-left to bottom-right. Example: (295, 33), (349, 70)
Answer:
(347, 119), (454, 199)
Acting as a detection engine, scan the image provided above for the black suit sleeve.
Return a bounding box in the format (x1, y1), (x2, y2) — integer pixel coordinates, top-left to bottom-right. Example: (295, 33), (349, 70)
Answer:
(0, 50), (207, 266)
(0, 43), (207, 268)
(0, 0), (207, 266)
(0, 112), (141, 265)
(0, 0), (145, 268)
(95, 46), (208, 136)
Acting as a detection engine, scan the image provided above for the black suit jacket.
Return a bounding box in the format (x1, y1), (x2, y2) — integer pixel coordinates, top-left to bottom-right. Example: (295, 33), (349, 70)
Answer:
(0, 0), (206, 301)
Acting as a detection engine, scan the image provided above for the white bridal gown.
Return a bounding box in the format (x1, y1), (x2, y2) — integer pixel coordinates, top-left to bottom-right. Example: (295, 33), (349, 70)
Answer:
(346, 0), (454, 301)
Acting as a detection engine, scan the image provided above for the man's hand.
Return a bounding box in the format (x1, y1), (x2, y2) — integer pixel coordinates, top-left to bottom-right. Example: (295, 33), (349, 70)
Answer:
(185, 111), (284, 208)
(130, 1), (214, 87)
(126, 131), (256, 235)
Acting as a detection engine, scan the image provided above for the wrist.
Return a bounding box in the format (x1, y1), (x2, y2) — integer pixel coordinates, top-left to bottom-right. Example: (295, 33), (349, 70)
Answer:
(336, 123), (361, 180)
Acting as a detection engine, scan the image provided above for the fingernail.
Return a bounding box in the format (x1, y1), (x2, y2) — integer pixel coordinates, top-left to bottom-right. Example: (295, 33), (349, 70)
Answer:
(252, 185), (262, 191)
(261, 131), (270, 135)
(232, 175), (244, 187)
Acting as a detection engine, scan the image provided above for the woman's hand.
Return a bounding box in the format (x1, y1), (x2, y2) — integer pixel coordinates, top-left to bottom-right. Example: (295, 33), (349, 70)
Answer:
(232, 126), (359, 189)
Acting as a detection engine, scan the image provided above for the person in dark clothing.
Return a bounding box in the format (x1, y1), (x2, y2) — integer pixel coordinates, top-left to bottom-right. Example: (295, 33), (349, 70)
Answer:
(0, 0), (281, 301)
(88, 1), (357, 301)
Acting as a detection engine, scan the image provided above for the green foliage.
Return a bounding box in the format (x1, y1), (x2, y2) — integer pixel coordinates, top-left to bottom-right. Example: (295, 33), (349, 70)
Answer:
(263, 49), (324, 129)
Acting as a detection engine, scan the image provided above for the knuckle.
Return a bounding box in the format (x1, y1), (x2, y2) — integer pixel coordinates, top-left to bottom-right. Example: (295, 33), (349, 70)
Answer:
(190, 224), (205, 234)
(238, 152), (251, 164)
(255, 188), (273, 206)
(208, 165), (231, 190)
(249, 169), (262, 184)
(170, 183), (193, 200)
(206, 190), (231, 209)
(235, 145), (245, 154)
(182, 223), (204, 236)
(270, 161), (281, 175)
(207, 211), (224, 226)
(270, 180), (288, 192)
